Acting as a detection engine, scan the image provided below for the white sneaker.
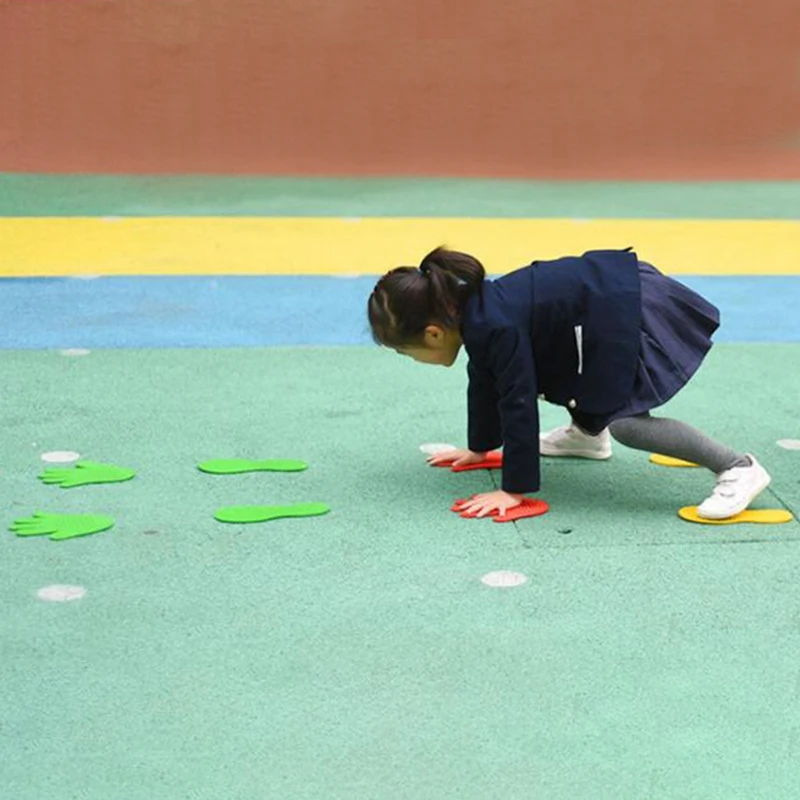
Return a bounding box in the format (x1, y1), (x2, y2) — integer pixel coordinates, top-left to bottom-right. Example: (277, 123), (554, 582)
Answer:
(696, 455), (772, 520)
(539, 423), (612, 460)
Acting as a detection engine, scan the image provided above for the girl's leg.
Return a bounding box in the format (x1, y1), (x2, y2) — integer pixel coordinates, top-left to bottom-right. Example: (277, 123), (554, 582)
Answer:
(608, 412), (772, 519)
(608, 412), (748, 473)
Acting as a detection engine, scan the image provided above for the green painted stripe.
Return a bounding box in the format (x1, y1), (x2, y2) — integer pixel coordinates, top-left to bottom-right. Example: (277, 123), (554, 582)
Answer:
(2, 173), (800, 218)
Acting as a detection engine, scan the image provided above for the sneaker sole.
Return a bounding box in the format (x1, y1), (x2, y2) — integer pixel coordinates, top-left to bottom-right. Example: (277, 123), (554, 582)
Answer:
(540, 446), (612, 460)
(696, 471), (772, 520)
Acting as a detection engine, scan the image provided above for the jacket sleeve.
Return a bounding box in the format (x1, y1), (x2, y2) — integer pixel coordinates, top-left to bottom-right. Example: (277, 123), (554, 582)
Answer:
(469, 326), (541, 494)
(467, 360), (502, 454)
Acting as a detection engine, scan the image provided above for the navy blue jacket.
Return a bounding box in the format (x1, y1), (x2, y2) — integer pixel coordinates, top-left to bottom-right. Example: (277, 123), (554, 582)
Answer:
(460, 248), (642, 494)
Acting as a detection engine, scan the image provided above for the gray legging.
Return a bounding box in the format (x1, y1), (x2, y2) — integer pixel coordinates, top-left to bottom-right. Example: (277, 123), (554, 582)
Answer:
(607, 413), (748, 474)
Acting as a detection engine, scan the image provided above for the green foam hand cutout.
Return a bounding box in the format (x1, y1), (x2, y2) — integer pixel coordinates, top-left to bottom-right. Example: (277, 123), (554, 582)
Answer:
(39, 461), (136, 489)
(11, 512), (115, 541)
(198, 459), (308, 474)
(214, 502), (330, 524)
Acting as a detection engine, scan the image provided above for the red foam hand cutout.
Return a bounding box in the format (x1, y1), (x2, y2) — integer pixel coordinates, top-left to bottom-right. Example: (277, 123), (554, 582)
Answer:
(493, 499), (550, 522)
(451, 497), (550, 523)
(433, 451), (503, 472)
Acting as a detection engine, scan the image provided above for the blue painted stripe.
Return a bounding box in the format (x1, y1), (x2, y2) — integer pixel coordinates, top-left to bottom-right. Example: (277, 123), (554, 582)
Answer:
(0, 276), (798, 349)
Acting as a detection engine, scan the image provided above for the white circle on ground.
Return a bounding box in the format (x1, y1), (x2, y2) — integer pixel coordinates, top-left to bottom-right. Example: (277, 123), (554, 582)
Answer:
(481, 571), (527, 588)
(419, 443), (458, 456)
(60, 348), (90, 357)
(36, 585), (87, 602)
(777, 439), (800, 450)
(41, 451), (81, 464)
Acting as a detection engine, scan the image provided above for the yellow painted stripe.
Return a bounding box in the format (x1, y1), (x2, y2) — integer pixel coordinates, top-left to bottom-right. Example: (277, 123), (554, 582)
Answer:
(2, 217), (799, 276)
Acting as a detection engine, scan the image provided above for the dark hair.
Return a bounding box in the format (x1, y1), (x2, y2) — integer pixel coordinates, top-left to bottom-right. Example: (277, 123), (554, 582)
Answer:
(367, 247), (486, 347)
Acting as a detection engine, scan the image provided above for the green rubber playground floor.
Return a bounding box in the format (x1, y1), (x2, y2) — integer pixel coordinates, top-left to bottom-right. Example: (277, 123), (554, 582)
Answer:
(2, 344), (800, 799)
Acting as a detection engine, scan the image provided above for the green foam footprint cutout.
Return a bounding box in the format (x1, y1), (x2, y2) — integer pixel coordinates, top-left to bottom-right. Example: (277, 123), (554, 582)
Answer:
(214, 502), (330, 524)
(198, 459), (307, 475)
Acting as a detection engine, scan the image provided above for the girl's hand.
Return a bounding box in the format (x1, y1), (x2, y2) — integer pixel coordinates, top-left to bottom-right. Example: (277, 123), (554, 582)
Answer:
(427, 449), (487, 468)
(455, 490), (524, 518)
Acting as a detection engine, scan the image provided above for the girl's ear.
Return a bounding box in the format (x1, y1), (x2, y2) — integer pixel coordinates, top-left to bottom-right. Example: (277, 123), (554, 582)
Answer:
(423, 325), (446, 345)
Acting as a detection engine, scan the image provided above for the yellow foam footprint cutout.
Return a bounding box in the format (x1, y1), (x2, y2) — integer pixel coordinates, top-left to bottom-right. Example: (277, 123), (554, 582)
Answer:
(679, 506), (794, 525)
(650, 453), (700, 468)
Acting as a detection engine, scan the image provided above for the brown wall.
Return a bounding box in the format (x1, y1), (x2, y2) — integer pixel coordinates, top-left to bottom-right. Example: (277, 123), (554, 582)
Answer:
(1, 0), (799, 179)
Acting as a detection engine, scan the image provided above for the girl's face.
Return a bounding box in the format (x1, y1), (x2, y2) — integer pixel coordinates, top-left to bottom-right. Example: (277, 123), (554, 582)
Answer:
(394, 325), (462, 367)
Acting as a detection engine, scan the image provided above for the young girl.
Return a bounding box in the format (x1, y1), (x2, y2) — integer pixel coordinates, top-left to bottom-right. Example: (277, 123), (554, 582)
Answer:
(367, 246), (771, 520)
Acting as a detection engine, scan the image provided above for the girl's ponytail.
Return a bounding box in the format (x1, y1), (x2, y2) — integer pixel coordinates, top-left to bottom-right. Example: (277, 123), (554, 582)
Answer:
(418, 247), (485, 298)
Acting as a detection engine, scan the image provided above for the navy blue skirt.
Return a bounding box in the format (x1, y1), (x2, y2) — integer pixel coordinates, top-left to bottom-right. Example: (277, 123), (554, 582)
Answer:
(607, 261), (720, 420)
